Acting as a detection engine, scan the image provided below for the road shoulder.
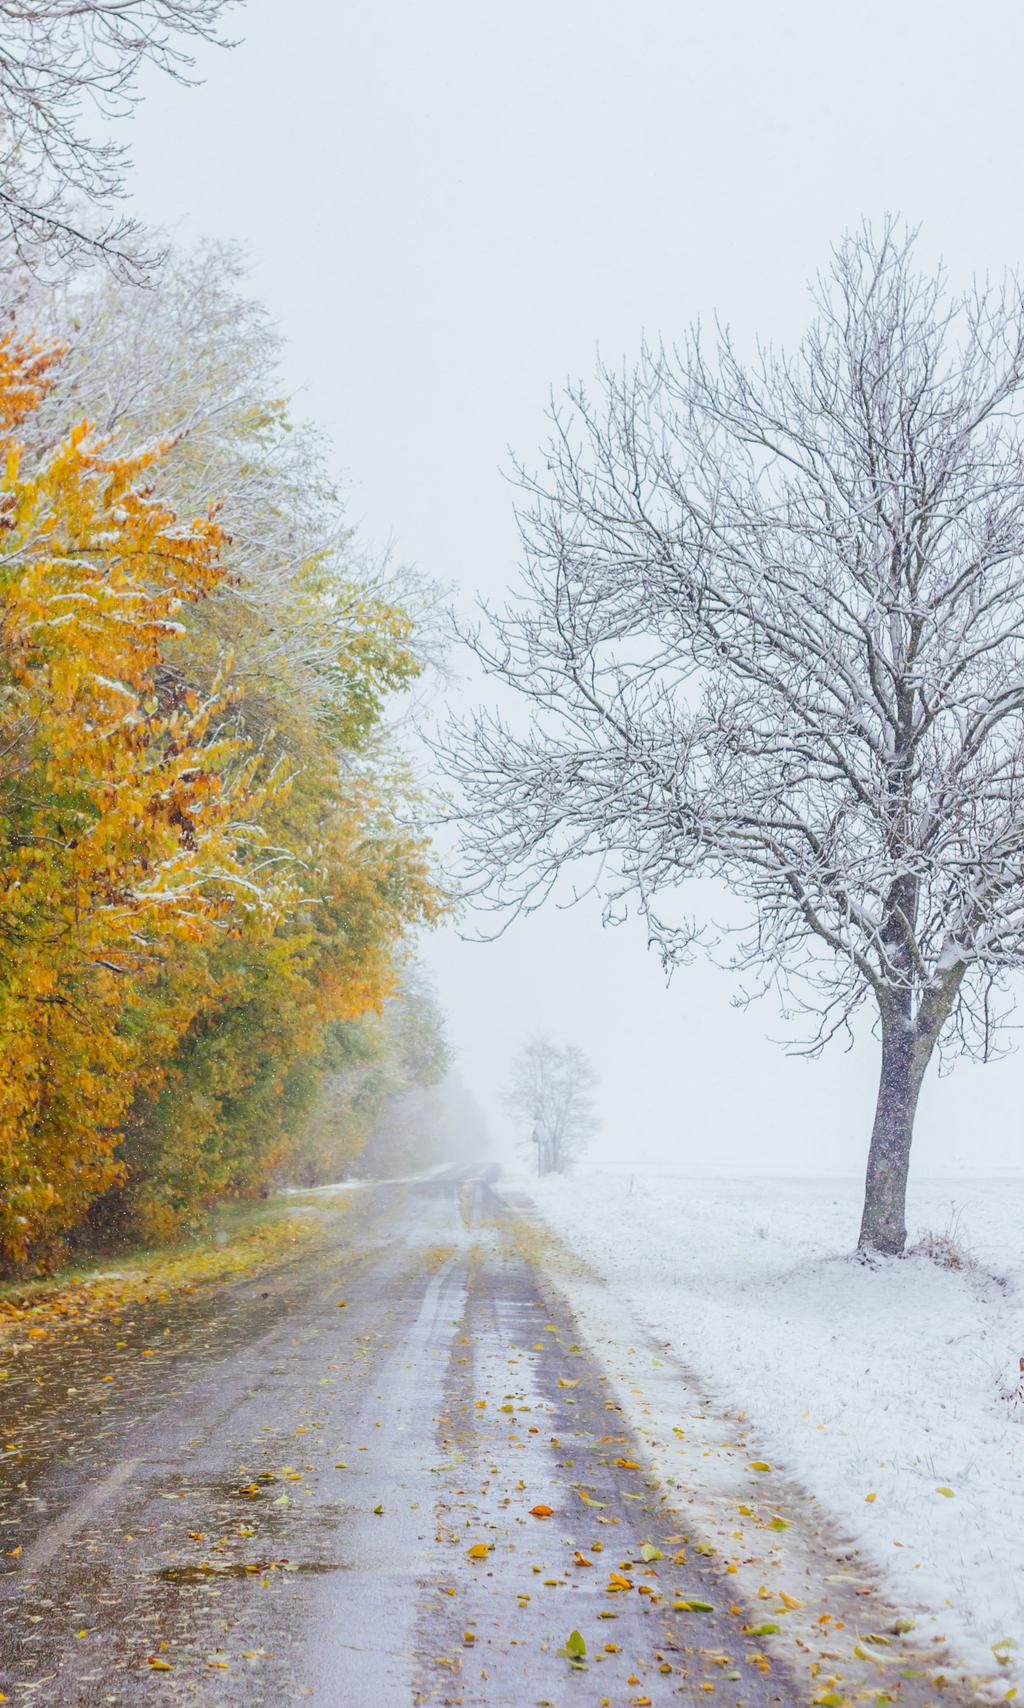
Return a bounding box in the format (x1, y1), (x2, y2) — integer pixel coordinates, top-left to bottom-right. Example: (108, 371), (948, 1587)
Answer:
(500, 1188), (1002, 1708)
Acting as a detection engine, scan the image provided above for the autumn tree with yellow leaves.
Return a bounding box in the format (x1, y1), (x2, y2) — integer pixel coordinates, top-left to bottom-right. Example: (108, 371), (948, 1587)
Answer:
(0, 267), (445, 1270)
(0, 331), (276, 1262)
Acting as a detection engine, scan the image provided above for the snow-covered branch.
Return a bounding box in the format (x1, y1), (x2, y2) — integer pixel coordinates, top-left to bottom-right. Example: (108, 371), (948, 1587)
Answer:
(0, 0), (239, 278)
(440, 222), (1024, 1252)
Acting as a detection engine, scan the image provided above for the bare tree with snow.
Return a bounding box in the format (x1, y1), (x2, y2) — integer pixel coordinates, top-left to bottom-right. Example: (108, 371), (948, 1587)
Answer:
(0, 0), (239, 278)
(504, 1036), (598, 1174)
(444, 222), (1024, 1255)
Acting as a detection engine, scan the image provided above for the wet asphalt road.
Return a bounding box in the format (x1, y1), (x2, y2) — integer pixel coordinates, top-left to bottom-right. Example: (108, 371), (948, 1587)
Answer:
(0, 1178), (937, 1706)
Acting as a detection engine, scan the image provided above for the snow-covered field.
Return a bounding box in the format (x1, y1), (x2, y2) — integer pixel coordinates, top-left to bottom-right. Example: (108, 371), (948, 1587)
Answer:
(521, 1170), (1024, 1682)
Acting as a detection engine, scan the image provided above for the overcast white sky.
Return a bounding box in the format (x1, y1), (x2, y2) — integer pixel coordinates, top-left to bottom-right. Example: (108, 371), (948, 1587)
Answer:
(119, 0), (1024, 1178)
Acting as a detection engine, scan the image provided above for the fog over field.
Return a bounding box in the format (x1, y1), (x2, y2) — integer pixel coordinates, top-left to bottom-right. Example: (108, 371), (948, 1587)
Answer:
(118, 0), (1024, 1175)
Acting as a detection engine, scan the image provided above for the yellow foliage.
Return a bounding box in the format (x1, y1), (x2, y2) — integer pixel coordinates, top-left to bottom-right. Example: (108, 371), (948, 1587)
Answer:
(0, 337), (290, 1266)
(0, 321), (444, 1271)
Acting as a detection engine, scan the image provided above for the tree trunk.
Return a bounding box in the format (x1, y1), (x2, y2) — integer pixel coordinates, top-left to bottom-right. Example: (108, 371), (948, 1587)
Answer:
(857, 965), (964, 1257)
(858, 1019), (926, 1256)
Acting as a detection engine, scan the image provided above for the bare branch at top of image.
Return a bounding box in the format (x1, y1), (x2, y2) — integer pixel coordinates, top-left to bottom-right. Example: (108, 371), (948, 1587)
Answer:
(0, 0), (240, 279)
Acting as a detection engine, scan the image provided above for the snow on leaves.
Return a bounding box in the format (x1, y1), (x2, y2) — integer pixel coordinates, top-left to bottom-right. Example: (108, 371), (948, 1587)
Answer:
(0, 324), (442, 1268)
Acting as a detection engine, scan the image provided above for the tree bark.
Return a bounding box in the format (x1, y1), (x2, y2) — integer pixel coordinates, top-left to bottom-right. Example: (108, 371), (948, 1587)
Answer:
(858, 1001), (953, 1254)
(857, 965), (964, 1257)
(858, 1021), (920, 1254)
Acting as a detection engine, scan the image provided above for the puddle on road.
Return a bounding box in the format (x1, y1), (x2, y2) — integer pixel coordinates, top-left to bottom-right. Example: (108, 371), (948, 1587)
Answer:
(160, 1559), (349, 1584)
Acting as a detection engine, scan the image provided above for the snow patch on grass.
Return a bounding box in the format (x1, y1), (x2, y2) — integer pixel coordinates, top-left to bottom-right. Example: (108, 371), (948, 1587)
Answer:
(521, 1171), (1024, 1681)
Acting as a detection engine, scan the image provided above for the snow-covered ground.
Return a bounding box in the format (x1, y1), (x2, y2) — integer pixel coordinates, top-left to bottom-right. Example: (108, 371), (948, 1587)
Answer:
(520, 1170), (1024, 1683)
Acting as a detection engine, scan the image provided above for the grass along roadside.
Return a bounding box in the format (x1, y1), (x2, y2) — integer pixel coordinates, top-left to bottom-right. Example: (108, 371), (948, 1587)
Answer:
(0, 1192), (346, 1346)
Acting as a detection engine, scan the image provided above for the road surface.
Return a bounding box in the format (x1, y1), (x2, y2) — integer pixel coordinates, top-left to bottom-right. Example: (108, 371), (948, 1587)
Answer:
(0, 1177), (974, 1705)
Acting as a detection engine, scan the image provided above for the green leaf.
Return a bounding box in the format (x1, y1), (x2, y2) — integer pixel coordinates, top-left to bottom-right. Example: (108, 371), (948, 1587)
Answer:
(640, 1542), (663, 1562)
(372, 1503), (383, 1515)
(743, 1621), (780, 1636)
(672, 1598), (713, 1612)
(556, 1629), (586, 1662)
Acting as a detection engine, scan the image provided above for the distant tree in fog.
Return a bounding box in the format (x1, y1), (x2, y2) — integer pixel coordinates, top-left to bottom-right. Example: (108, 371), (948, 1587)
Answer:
(295, 968), (451, 1185)
(444, 222), (1024, 1256)
(360, 1071), (491, 1180)
(504, 1036), (598, 1174)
